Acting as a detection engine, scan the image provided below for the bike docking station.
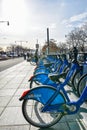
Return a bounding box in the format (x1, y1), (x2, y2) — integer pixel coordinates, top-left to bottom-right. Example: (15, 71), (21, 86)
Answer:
(0, 58), (87, 130)
(19, 53), (87, 129)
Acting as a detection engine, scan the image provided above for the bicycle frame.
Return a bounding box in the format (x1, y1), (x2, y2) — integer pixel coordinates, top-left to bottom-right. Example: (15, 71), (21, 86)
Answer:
(38, 62), (80, 113)
(41, 85), (87, 115)
(77, 86), (87, 105)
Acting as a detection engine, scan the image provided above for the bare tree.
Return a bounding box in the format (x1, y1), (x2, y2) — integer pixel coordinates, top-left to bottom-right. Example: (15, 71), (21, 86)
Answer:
(81, 22), (87, 51)
(65, 27), (87, 52)
(42, 39), (59, 53)
(58, 42), (67, 53)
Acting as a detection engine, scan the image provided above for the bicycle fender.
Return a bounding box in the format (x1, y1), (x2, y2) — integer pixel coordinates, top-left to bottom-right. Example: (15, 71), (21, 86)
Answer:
(19, 89), (30, 101)
(19, 86), (57, 104)
(28, 73), (48, 82)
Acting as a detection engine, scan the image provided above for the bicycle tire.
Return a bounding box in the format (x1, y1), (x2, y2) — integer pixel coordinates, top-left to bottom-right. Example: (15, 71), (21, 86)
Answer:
(22, 87), (65, 128)
(30, 57), (36, 66)
(30, 61), (36, 66)
(30, 79), (42, 89)
(77, 73), (87, 96)
(72, 70), (82, 91)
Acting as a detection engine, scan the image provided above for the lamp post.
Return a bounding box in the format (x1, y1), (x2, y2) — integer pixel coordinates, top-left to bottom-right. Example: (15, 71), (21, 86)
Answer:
(0, 21), (9, 26)
(47, 28), (50, 54)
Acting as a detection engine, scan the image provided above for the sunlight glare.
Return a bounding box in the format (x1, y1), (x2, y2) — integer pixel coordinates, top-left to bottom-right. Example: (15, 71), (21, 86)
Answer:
(2, 0), (30, 35)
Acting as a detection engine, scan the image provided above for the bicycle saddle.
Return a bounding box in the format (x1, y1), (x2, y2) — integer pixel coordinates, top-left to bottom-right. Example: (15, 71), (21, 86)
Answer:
(48, 72), (67, 82)
(44, 62), (55, 67)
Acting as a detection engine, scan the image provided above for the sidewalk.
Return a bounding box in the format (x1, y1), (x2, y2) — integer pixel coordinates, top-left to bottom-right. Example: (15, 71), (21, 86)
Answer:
(0, 61), (87, 130)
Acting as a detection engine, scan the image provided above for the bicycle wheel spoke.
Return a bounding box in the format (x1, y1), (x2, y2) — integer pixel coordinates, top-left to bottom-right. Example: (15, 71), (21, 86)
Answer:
(22, 99), (63, 128)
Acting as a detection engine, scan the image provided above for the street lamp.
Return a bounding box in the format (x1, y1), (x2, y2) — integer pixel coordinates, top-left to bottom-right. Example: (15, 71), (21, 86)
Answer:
(7, 21), (9, 26)
(0, 21), (9, 26)
(47, 28), (49, 54)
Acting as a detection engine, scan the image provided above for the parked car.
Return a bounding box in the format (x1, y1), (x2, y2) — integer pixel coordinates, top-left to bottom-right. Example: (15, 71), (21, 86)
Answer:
(0, 54), (8, 60)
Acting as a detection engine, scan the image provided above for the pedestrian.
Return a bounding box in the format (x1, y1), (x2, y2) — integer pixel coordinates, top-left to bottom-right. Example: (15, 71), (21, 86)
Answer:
(23, 53), (26, 60)
(35, 48), (38, 64)
(73, 46), (78, 61)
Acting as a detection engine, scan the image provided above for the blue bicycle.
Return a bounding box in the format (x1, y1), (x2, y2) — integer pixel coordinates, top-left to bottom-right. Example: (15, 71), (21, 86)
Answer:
(29, 54), (69, 88)
(19, 58), (87, 128)
(33, 54), (62, 75)
(29, 54), (56, 66)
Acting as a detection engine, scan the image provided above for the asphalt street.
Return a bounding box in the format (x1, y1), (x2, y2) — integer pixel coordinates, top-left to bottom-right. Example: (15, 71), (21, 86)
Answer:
(0, 57), (24, 72)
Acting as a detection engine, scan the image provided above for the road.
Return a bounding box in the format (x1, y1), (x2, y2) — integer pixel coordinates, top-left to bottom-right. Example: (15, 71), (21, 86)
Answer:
(0, 57), (24, 72)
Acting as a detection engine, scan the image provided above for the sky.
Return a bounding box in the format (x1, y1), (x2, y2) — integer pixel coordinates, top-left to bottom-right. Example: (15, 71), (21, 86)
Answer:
(0, 0), (87, 49)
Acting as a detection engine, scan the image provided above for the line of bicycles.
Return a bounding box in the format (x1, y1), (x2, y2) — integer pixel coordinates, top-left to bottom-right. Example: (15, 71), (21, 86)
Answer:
(19, 52), (87, 128)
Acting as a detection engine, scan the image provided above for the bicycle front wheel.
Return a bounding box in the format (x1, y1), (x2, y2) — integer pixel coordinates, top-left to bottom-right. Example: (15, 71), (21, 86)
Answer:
(72, 70), (82, 91)
(77, 73), (87, 96)
(30, 57), (36, 66)
(30, 78), (42, 89)
(22, 99), (63, 128)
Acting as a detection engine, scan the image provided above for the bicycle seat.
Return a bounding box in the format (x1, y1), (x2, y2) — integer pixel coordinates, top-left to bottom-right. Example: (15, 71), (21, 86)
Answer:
(44, 62), (54, 67)
(48, 72), (67, 82)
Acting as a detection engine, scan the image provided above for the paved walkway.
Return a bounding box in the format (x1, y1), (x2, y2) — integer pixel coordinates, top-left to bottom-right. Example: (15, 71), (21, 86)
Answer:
(0, 61), (87, 130)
